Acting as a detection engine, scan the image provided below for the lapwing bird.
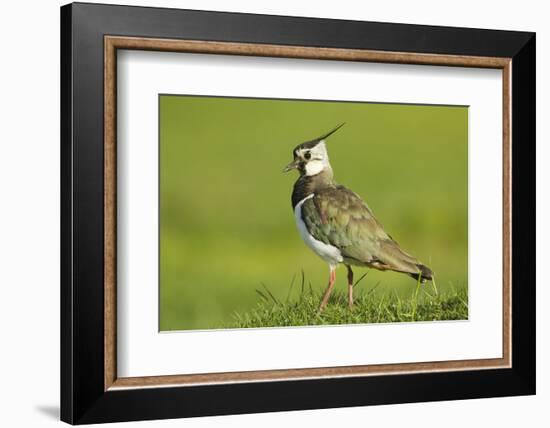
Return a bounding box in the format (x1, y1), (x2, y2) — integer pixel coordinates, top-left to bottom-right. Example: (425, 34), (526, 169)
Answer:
(284, 124), (433, 312)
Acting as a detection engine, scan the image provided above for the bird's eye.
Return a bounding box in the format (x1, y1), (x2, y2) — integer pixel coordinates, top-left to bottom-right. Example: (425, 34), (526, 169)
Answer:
(304, 151), (311, 160)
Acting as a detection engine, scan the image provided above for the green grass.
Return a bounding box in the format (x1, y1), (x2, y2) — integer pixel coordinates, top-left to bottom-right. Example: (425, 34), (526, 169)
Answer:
(226, 273), (468, 329)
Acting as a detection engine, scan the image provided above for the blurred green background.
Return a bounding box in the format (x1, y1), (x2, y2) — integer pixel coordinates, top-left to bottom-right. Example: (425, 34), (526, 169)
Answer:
(159, 95), (468, 331)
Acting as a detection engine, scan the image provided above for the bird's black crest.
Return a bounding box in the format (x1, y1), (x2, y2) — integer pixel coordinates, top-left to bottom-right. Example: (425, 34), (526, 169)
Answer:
(293, 123), (345, 154)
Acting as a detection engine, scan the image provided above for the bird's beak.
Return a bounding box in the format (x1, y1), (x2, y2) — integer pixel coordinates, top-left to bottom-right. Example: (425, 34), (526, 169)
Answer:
(283, 159), (300, 173)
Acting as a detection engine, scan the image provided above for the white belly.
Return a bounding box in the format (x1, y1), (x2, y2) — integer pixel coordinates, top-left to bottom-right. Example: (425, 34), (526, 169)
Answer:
(294, 194), (343, 267)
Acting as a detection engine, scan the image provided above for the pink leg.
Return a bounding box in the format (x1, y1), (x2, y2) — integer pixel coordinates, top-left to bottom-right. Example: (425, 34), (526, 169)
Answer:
(346, 265), (354, 309)
(319, 266), (336, 312)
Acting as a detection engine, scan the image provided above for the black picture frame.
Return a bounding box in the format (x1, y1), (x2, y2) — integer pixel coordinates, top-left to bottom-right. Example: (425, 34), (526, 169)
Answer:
(61, 2), (535, 424)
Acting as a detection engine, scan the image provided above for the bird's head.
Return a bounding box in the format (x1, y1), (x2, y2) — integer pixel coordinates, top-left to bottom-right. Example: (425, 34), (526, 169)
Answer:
(283, 123), (345, 177)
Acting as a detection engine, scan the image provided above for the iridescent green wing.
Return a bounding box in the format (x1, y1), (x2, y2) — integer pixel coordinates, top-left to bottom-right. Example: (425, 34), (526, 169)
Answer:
(300, 186), (391, 264)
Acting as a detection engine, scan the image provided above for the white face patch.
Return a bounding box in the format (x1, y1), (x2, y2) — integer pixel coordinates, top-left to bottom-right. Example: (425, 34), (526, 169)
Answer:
(299, 141), (331, 177)
(305, 161), (325, 176)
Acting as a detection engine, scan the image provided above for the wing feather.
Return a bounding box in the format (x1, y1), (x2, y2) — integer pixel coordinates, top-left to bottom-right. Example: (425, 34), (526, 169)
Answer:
(301, 185), (422, 274)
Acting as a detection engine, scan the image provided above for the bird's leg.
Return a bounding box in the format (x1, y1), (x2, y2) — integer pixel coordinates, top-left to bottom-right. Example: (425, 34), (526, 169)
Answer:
(318, 266), (336, 313)
(346, 265), (354, 309)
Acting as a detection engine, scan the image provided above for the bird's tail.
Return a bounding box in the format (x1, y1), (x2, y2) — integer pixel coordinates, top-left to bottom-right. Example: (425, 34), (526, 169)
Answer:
(408, 263), (433, 282)
(376, 240), (433, 283)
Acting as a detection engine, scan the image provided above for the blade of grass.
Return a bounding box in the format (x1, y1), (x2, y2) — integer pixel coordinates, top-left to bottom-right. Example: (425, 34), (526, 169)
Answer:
(300, 269), (305, 302)
(261, 282), (280, 305)
(286, 273), (297, 303)
(431, 275), (439, 296)
(353, 271), (369, 288)
(255, 288), (269, 302)
(376, 295), (385, 322)
(366, 280), (381, 296)
(411, 273), (422, 321)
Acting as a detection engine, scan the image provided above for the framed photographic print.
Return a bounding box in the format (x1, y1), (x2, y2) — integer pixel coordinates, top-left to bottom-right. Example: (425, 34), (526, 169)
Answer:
(60, 2), (535, 424)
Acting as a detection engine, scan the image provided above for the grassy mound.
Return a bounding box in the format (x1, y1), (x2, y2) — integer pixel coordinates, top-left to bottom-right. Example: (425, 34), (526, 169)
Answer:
(226, 279), (468, 328)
